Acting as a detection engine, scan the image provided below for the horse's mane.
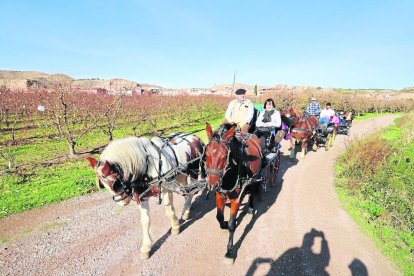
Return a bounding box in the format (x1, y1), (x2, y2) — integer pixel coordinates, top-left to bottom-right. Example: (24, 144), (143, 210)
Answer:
(287, 106), (303, 117)
(100, 136), (150, 182)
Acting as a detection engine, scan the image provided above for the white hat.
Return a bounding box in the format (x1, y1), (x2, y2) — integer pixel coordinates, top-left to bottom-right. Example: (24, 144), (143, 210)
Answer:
(311, 97), (316, 101)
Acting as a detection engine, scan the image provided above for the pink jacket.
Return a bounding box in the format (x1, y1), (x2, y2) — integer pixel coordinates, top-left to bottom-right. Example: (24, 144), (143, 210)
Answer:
(330, 115), (339, 127)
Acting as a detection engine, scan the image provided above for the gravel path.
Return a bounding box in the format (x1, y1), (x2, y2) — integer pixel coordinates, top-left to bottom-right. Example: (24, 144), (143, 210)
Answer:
(0, 115), (400, 275)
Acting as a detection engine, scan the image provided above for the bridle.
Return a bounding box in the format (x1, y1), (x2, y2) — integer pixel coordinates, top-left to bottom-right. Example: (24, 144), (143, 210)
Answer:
(98, 165), (143, 203)
(203, 137), (234, 191)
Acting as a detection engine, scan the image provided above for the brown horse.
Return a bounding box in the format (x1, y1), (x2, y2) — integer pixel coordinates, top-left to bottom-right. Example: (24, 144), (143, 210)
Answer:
(204, 123), (262, 264)
(281, 107), (318, 159)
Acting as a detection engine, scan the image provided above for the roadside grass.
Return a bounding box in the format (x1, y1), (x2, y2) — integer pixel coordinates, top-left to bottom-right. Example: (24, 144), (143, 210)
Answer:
(354, 112), (402, 121)
(335, 113), (414, 275)
(0, 117), (222, 219)
(38, 220), (68, 232)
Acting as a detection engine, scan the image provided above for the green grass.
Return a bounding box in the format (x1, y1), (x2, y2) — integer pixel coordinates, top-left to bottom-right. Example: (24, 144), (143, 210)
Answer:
(335, 112), (414, 275)
(0, 160), (97, 218)
(354, 112), (402, 121)
(336, 185), (414, 274)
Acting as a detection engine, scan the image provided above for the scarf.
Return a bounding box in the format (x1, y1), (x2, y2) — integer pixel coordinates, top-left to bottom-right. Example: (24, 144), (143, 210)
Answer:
(262, 110), (274, 123)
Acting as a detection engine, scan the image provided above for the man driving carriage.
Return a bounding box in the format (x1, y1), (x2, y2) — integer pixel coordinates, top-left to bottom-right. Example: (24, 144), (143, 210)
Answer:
(255, 98), (281, 153)
(223, 88), (254, 133)
(305, 97), (321, 116)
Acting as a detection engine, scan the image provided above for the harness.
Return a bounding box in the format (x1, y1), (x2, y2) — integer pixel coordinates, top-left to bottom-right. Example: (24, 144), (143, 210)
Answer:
(204, 134), (261, 201)
(101, 134), (206, 205)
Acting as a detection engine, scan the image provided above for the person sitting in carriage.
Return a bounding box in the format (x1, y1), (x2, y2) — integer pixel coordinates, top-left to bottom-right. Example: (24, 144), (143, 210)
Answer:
(319, 102), (336, 126)
(255, 98), (281, 153)
(338, 111), (346, 126)
(223, 88), (254, 133)
(305, 97), (321, 117)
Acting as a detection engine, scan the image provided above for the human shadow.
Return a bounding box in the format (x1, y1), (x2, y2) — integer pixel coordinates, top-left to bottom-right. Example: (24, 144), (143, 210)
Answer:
(245, 228), (330, 276)
(150, 188), (215, 256)
(349, 258), (368, 276)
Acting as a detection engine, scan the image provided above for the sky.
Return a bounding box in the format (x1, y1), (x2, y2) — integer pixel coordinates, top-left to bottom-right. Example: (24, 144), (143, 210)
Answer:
(1, 0), (413, 89)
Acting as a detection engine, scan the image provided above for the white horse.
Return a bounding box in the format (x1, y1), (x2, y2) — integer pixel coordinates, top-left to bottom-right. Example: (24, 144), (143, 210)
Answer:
(87, 134), (205, 259)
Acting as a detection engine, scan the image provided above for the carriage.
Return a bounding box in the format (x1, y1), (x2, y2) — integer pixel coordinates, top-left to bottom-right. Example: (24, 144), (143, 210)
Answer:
(314, 122), (337, 151)
(336, 111), (353, 136)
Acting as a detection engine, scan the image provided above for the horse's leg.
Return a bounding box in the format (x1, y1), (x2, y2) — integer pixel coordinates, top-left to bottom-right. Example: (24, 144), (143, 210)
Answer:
(216, 192), (228, 229)
(181, 194), (193, 221)
(289, 137), (296, 159)
(289, 137), (294, 150)
(312, 135), (318, 151)
(224, 198), (241, 264)
(162, 189), (180, 235)
(138, 200), (152, 259)
(247, 192), (254, 214)
(300, 138), (307, 159)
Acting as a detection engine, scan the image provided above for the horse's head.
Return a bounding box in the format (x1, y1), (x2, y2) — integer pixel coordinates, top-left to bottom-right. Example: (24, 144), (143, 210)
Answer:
(203, 123), (236, 191)
(87, 157), (132, 206)
(281, 106), (302, 127)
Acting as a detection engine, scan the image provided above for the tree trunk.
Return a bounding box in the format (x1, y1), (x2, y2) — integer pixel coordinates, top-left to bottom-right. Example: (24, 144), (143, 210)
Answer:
(68, 141), (76, 156)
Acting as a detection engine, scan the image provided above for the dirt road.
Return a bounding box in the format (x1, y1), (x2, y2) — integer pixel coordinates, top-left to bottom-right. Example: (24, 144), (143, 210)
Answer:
(0, 115), (400, 275)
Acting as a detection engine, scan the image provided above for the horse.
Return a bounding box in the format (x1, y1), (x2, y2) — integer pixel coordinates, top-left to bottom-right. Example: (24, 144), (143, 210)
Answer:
(86, 133), (205, 260)
(204, 123), (262, 264)
(281, 107), (318, 159)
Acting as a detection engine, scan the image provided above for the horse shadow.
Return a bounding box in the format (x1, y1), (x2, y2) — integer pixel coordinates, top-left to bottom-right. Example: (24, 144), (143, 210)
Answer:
(277, 149), (299, 186)
(226, 149), (299, 261)
(150, 189), (216, 256)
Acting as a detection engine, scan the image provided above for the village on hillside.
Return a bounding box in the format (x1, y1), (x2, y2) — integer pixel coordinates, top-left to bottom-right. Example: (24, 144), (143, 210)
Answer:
(0, 70), (411, 100)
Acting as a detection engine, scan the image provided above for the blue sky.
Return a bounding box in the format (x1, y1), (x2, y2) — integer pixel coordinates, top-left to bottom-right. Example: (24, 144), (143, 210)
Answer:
(1, 0), (413, 89)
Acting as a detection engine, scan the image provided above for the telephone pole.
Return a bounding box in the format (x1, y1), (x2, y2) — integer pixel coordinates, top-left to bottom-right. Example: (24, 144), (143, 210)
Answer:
(232, 70), (237, 95)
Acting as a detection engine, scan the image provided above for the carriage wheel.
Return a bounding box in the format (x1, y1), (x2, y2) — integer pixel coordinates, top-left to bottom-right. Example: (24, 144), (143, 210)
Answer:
(289, 147), (295, 159)
(325, 134), (332, 151)
(261, 163), (271, 193)
(271, 151), (281, 187)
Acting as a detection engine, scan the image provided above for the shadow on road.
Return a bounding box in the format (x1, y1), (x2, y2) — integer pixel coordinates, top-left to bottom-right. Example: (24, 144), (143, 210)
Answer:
(245, 228), (330, 276)
(349, 258), (368, 276)
(150, 189), (216, 256)
(245, 228), (369, 276)
(228, 151), (298, 261)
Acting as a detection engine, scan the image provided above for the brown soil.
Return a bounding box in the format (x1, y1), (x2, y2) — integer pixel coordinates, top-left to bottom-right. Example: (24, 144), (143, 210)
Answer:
(0, 115), (400, 275)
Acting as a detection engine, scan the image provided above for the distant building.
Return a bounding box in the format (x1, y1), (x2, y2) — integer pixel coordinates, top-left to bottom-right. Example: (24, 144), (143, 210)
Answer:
(150, 87), (161, 94)
(80, 87), (108, 95)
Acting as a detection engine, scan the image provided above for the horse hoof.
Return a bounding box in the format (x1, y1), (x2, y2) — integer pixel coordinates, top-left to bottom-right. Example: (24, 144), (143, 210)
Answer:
(140, 251), (150, 260)
(171, 228), (180, 235)
(247, 208), (254, 215)
(220, 221), (229, 230)
(181, 213), (190, 221)
(223, 256), (235, 265)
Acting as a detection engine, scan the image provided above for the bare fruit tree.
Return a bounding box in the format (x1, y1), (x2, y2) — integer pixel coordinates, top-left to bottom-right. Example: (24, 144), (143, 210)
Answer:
(93, 93), (125, 142)
(42, 84), (101, 156)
